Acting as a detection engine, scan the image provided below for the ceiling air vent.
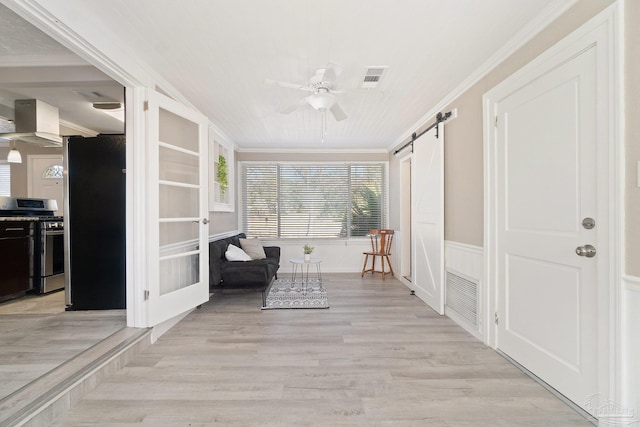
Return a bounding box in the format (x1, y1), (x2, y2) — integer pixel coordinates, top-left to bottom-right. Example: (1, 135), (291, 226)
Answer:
(361, 66), (388, 89)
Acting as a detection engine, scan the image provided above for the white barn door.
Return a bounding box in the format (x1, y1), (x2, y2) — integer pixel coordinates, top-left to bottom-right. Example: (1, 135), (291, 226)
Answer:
(411, 123), (444, 314)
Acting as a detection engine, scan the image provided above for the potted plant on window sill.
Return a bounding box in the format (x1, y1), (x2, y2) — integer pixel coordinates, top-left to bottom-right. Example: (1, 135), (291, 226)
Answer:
(217, 154), (228, 200)
(303, 243), (314, 262)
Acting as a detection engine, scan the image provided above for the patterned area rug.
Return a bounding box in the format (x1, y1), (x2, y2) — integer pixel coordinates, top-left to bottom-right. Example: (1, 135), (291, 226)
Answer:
(262, 278), (329, 310)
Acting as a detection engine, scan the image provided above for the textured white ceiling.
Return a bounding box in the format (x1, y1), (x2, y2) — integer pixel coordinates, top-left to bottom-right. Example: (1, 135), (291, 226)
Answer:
(0, 3), (124, 134)
(0, 3), (70, 57)
(0, 0), (562, 148)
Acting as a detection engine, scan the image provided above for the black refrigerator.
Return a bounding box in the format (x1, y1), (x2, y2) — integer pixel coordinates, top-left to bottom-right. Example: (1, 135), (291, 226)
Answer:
(65, 134), (126, 310)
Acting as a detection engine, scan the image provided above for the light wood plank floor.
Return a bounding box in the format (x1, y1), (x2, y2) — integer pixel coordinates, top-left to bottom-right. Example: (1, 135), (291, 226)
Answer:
(0, 291), (126, 400)
(53, 274), (590, 426)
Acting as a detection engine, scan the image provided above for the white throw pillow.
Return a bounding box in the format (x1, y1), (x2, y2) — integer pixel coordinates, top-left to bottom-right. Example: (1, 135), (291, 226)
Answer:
(225, 244), (251, 262)
(239, 238), (266, 260)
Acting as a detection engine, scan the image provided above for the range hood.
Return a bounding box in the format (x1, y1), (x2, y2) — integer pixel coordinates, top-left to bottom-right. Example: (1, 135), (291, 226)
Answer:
(0, 99), (63, 147)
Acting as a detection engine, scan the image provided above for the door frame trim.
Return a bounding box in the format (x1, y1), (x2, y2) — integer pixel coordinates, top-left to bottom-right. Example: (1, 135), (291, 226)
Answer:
(2, 1), (210, 328)
(398, 152), (412, 283)
(483, 2), (623, 404)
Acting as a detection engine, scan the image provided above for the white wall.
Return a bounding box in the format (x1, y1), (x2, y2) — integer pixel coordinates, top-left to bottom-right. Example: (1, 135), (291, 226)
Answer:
(261, 238), (371, 274)
(210, 231), (374, 274)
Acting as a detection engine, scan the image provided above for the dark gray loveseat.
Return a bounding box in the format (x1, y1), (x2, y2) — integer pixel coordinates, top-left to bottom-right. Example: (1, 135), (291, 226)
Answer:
(209, 233), (280, 307)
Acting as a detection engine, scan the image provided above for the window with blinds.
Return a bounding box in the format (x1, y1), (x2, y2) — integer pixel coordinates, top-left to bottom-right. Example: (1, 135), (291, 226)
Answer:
(241, 162), (387, 239)
(0, 163), (10, 197)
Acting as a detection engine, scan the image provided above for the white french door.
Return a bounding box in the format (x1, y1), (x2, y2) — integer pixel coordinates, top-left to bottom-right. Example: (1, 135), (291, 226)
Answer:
(146, 90), (210, 326)
(411, 124), (444, 314)
(487, 31), (609, 413)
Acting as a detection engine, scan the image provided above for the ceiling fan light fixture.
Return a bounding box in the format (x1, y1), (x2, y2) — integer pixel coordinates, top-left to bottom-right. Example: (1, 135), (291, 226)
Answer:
(307, 92), (335, 111)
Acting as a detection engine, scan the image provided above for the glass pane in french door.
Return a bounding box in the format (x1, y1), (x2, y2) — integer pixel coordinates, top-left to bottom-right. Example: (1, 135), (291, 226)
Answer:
(159, 146), (199, 185)
(159, 107), (199, 151)
(159, 185), (199, 218)
(158, 106), (201, 296)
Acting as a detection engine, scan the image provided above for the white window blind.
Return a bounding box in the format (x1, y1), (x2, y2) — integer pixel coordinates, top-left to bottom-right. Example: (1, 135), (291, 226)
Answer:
(242, 163), (387, 239)
(0, 163), (10, 196)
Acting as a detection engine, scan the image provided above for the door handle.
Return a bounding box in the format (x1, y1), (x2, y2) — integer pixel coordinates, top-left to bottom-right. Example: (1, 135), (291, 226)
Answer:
(575, 244), (596, 258)
(202, 218), (209, 225)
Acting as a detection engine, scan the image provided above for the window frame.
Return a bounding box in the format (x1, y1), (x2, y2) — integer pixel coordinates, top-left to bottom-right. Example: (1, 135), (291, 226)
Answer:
(239, 160), (389, 240)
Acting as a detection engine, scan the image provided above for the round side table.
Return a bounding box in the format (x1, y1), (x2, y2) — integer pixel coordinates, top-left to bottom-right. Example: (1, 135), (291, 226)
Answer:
(289, 257), (323, 293)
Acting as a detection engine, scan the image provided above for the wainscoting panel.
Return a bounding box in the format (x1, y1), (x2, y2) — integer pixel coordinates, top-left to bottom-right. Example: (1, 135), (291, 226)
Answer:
(444, 241), (484, 340)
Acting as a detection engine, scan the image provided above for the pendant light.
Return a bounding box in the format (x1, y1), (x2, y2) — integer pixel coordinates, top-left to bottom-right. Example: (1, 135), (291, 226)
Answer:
(7, 140), (22, 163)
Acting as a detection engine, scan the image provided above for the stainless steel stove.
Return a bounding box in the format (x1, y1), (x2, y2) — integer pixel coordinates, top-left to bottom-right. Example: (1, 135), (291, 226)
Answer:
(0, 196), (65, 294)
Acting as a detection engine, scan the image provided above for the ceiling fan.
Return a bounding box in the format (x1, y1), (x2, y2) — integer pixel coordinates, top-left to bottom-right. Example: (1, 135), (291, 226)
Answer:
(266, 62), (348, 123)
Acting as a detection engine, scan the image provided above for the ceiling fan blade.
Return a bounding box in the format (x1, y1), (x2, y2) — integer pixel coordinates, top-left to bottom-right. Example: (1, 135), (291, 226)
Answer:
(316, 62), (343, 84)
(330, 102), (347, 121)
(265, 78), (312, 92)
(280, 98), (307, 114)
(326, 62), (343, 78)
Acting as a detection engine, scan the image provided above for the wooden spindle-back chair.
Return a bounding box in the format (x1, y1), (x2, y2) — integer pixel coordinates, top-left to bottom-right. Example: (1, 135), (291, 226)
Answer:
(361, 229), (395, 280)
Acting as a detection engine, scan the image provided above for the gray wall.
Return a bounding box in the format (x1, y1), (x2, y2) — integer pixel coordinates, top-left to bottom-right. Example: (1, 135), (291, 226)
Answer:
(626, 0), (640, 277)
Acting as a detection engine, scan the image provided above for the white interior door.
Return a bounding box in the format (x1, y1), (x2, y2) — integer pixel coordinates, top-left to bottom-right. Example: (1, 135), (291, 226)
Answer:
(411, 124), (444, 314)
(493, 46), (601, 412)
(28, 155), (64, 216)
(146, 90), (209, 326)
